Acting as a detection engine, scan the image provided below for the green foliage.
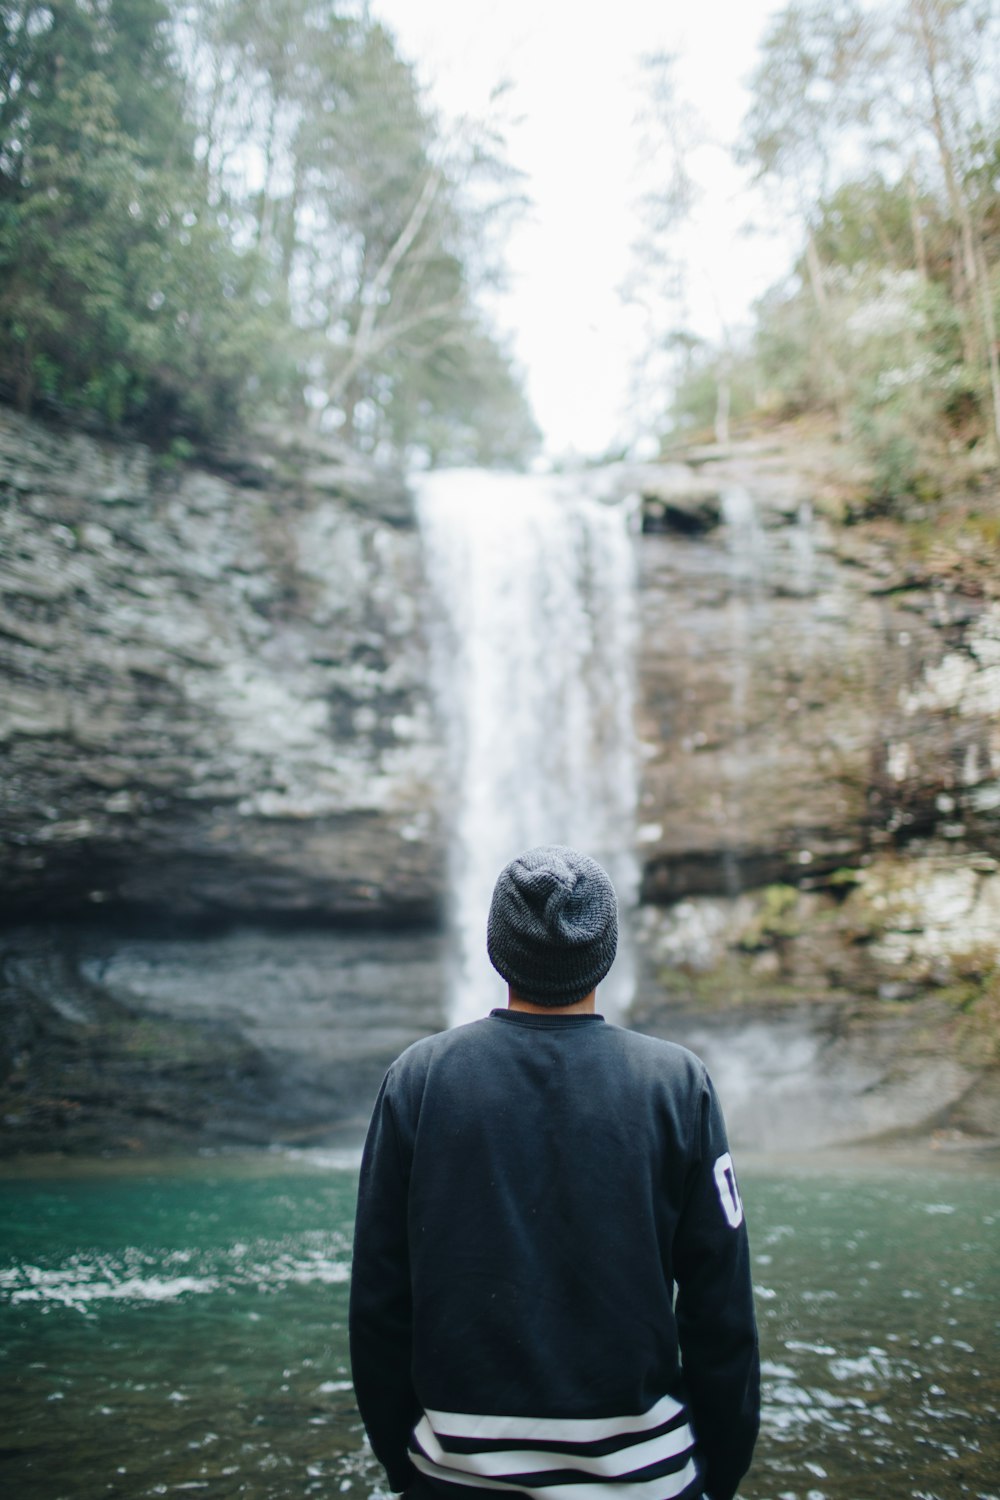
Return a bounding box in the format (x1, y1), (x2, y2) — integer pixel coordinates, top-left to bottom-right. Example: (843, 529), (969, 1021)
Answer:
(954, 970), (1000, 1067)
(835, 270), (969, 499)
(670, 345), (758, 438)
(0, 0), (537, 463)
(189, 0), (536, 463)
(741, 180), (988, 497)
(751, 282), (829, 416)
(382, 321), (540, 467)
(737, 884), (802, 951)
(0, 0), (289, 439)
(813, 176), (943, 277)
(642, 0), (1000, 484)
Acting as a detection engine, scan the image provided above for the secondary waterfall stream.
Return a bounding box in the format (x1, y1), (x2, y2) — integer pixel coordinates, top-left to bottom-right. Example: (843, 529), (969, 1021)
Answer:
(415, 470), (639, 1025)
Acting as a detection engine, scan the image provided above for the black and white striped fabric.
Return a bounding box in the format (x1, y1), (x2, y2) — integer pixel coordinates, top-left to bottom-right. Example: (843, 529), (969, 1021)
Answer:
(408, 1394), (700, 1499)
(350, 1010), (759, 1500)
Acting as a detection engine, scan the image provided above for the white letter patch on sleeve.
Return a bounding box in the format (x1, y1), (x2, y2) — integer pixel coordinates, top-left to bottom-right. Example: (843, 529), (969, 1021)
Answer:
(713, 1152), (744, 1228)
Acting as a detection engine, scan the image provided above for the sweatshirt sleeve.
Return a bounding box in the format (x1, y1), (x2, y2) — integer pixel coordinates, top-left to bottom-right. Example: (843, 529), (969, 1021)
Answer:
(349, 1071), (419, 1493)
(672, 1072), (760, 1500)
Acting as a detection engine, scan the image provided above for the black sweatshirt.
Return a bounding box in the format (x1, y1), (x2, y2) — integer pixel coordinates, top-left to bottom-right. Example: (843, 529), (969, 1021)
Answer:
(349, 1010), (760, 1500)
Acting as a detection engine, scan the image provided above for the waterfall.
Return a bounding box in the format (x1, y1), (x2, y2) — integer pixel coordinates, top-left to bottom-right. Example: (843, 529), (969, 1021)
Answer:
(720, 484), (765, 899)
(415, 470), (639, 1026)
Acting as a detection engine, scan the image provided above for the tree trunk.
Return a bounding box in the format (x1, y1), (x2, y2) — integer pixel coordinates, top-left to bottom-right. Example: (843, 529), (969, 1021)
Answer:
(972, 238), (1000, 457)
(907, 163), (928, 280)
(912, 0), (999, 450)
(339, 384), (358, 447)
(803, 226), (849, 434)
(256, 96), (279, 253)
(714, 374), (731, 447)
(279, 159), (303, 293)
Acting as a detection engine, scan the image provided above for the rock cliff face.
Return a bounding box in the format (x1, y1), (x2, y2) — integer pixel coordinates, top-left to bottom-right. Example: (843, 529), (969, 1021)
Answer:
(627, 440), (999, 1143)
(0, 408), (445, 924)
(1, 410), (998, 1153)
(632, 445), (1000, 898)
(0, 922), (446, 1154)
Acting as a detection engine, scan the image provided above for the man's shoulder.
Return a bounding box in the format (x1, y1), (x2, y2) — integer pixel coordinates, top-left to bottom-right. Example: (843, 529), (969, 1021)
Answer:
(605, 1022), (708, 1077)
(390, 1017), (708, 1085)
(387, 1015), (495, 1076)
(380, 1017), (500, 1119)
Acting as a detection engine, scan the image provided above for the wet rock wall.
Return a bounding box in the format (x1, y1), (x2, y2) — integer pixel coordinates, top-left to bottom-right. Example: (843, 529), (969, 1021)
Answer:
(0, 408), (445, 925)
(1, 411), (998, 1151)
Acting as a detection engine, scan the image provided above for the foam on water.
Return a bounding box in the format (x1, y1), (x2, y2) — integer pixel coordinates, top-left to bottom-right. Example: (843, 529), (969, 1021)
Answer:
(1, 1161), (998, 1499)
(0, 1236), (351, 1313)
(277, 1145), (365, 1173)
(2, 1267), (221, 1307)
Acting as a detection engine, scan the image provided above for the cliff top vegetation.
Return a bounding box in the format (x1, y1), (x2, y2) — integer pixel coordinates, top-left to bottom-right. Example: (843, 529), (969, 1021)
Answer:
(0, 0), (540, 468)
(634, 0), (1000, 518)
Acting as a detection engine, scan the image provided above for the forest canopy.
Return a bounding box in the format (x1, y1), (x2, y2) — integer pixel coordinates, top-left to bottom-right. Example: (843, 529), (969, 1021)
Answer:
(637, 0), (1000, 502)
(0, 0), (540, 466)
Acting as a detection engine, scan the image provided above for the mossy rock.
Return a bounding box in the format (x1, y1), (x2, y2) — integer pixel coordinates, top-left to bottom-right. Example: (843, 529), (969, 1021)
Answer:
(736, 883), (802, 951)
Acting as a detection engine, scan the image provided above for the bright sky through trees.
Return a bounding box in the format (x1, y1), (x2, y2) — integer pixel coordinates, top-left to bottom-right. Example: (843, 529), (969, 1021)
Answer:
(8, 1), (991, 474)
(372, 0), (792, 458)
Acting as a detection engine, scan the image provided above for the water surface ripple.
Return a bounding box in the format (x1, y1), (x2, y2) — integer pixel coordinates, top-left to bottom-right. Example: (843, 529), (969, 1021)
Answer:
(1, 1152), (997, 1500)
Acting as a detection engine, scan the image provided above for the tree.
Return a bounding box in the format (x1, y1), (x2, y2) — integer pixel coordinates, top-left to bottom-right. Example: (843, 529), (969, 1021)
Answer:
(724, 0), (1000, 484)
(891, 0), (1000, 452)
(624, 53), (715, 440)
(183, 1), (534, 461)
(382, 319), (540, 467)
(0, 2), (537, 463)
(738, 0), (877, 426)
(0, 0), (285, 436)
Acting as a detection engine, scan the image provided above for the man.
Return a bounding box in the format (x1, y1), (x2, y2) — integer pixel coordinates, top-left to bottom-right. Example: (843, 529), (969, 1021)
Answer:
(350, 845), (759, 1500)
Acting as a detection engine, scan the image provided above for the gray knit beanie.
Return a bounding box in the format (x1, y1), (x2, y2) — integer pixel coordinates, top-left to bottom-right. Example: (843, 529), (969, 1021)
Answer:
(487, 845), (618, 1007)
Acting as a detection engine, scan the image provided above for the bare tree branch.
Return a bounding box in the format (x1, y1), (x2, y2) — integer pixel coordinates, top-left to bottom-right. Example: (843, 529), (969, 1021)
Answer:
(327, 168), (445, 404)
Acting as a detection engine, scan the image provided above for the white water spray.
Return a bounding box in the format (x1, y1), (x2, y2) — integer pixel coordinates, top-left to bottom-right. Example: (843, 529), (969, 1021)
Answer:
(416, 470), (639, 1026)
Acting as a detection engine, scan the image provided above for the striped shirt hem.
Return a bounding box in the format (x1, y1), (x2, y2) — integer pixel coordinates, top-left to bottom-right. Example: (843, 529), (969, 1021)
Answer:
(408, 1395), (699, 1500)
(421, 1394), (686, 1444)
(409, 1451), (700, 1500)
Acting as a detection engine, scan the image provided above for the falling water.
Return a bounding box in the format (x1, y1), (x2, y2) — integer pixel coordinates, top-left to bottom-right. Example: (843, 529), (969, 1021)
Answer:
(415, 470), (639, 1026)
(792, 497), (816, 595)
(720, 483), (766, 899)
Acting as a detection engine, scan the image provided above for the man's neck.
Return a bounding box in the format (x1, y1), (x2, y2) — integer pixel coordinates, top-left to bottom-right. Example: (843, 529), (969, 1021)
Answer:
(507, 989), (597, 1015)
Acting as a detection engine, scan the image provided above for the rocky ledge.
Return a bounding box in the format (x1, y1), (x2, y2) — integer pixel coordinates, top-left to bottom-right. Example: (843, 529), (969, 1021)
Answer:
(1, 410), (998, 1156)
(0, 408), (446, 924)
(0, 922), (447, 1155)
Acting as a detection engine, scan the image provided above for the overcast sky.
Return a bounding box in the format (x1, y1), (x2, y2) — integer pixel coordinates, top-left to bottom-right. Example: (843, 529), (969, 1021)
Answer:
(371, 0), (793, 458)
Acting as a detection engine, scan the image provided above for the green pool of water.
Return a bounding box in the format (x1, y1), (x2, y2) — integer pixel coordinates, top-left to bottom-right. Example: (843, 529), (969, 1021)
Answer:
(1, 1149), (997, 1500)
